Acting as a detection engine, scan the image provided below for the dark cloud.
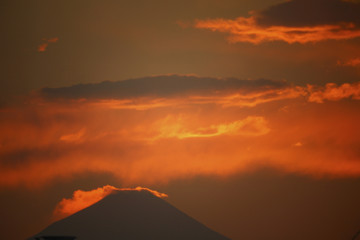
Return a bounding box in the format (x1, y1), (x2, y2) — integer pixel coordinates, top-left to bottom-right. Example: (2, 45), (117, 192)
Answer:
(40, 75), (288, 100)
(256, 0), (360, 27)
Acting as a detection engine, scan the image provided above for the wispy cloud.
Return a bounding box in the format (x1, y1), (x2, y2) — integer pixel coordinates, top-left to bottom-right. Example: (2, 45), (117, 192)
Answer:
(53, 186), (167, 220)
(37, 37), (59, 52)
(1, 76), (360, 189)
(195, 17), (360, 44)
(193, 0), (360, 44)
(307, 82), (360, 103)
(337, 58), (360, 67)
(152, 116), (270, 140)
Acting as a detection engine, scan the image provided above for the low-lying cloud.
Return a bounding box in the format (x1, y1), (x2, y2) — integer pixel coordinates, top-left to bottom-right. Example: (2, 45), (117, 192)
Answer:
(53, 186), (167, 220)
(1, 75), (360, 189)
(152, 116), (270, 140)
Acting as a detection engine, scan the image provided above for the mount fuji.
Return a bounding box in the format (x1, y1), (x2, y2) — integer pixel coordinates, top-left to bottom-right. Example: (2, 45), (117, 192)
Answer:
(29, 189), (230, 240)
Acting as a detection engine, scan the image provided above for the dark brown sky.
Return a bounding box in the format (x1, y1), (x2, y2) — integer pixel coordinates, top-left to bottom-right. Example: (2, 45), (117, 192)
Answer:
(1, 0), (360, 239)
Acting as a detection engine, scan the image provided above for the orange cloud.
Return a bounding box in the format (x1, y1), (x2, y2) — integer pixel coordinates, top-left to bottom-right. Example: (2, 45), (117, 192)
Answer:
(46, 37), (59, 43)
(53, 185), (117, 219)
(87, 86), (305, 110)
(37, 43), (49, 52)
(194, 16), (360, 44)
(37, 37), (59, 52)
(1, 78), (360, 189)
(152, 116), (270, 140)
(337, 57), (360, 67)
(307, 82), (360, 103)
(59, 128), (86, 142)
(53, 186), (167, 220)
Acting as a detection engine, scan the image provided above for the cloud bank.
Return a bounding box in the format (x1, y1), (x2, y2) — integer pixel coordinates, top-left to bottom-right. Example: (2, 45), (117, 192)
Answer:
(40, 75), (288, 100)
(194, 0), (360, 44)
(1, 75), (360, 189)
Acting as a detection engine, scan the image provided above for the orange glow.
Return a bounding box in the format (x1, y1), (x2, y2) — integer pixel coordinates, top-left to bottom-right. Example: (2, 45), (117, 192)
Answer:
(53, 185), (117, 219)
(1, 81), (360, 189)
(37, 37), (59, 52)
(46, 37), (59, 43)
(53, 185), (167, 220)
(194, 16), (360, 44)
(89, 87), (305, 110)
(307, 82), (360, 103)
(152, 116), (270, 140)
(37, 43), (49, 52)
(337, 57), (360, 67)
(59, 128), (86, 142)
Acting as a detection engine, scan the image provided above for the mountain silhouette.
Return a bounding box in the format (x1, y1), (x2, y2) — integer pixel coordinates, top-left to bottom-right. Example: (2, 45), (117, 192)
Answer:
(29, 189), (230, 240)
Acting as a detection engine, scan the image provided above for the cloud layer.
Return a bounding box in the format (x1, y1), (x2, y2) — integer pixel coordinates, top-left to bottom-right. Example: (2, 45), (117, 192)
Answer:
(194, 0), (360, 44)
(1, 75), (360, 189)
(40, 75), (288, 100)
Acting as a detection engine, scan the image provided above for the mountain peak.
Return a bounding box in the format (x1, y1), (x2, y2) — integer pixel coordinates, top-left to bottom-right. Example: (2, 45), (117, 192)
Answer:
(30, 187), (230, 240)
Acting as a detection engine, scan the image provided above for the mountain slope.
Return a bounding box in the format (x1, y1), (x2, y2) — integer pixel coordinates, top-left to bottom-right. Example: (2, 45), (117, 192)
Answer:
(30, 190), (230, 240)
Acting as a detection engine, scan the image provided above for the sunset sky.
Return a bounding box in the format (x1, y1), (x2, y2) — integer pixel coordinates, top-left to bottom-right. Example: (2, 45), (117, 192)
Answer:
(1, 0), (360, 239)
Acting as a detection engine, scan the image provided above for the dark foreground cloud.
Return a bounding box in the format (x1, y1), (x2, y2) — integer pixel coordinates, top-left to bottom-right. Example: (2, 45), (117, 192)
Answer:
(256, 0), (360, 27)
(194, 0), (360, 44)
(40, 75), (288, 100)
(40, 75), (360, 106)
